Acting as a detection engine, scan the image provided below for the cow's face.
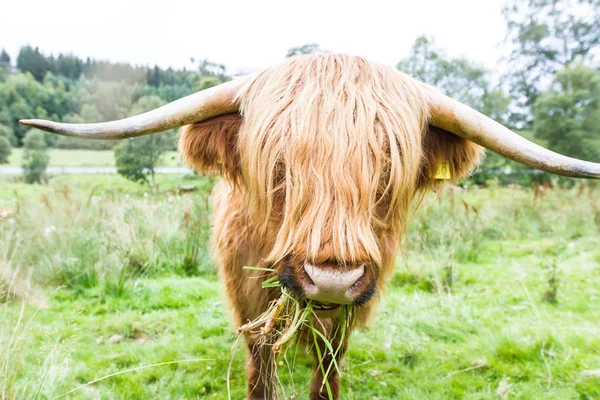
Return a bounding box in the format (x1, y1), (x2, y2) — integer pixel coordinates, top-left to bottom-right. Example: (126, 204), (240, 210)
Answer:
(180, 54), (482, 315)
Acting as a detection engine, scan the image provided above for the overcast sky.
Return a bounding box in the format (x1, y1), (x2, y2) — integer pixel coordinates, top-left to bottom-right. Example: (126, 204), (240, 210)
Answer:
(1, 0), (509, 74)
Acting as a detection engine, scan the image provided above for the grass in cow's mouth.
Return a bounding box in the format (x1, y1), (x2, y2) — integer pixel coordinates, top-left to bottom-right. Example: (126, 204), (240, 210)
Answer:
(229, 266), (354, 399)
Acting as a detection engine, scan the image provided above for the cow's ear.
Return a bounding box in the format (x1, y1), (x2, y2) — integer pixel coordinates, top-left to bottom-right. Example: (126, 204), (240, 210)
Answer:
(418, 125), (484, 188)
(179, 113), (242, 183)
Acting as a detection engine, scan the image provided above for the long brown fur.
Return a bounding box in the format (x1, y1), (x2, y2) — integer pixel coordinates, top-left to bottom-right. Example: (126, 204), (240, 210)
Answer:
(179, 113), (243, 184)
(179, 54), (482, 399)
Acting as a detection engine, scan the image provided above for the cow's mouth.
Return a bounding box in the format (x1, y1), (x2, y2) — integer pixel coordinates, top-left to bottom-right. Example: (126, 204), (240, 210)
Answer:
(310, 301), (342, 318)
(312, 301), (339, 311)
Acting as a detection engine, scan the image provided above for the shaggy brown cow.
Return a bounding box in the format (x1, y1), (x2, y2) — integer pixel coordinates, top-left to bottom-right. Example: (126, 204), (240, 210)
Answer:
(21, 54), (600, 400)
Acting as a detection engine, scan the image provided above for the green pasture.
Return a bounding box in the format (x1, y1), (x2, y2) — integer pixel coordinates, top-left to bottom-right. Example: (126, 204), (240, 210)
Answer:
(6, 149), (183, 168)
(1, 175), (599, 399)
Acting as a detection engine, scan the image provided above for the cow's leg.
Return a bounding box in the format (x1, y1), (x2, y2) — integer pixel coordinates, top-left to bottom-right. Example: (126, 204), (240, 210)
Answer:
(309, 329), (348, 400)
(246, 338), (277, 400)
(210, 183), (278, 397)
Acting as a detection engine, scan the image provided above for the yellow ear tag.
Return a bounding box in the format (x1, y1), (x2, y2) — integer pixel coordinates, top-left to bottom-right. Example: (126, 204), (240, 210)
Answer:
(434, 161), (451, 180)
(216, 159), (223, 165)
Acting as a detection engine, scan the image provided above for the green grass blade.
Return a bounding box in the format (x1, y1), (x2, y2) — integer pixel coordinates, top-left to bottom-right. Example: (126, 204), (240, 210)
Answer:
(261, 275), (280, 288)
(309, 318), (334, 400)
(52, 358), (215, 400)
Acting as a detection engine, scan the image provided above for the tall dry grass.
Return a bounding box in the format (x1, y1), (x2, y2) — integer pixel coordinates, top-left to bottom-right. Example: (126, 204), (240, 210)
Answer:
(1, 186), (212, 296)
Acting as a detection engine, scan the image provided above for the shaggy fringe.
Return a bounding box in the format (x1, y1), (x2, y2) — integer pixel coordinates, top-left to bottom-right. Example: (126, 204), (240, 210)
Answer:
(237, 54), (430, 266)
(179, 53), (483, 267)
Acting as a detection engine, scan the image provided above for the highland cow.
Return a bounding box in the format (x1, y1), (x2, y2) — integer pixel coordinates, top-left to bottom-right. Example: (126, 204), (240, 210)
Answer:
(21, 54), (600, 399)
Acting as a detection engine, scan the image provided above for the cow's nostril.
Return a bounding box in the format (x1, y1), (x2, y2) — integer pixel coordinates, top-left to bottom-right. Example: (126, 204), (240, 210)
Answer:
(303, 263), (365, 304)
(279, 262), (303, 296)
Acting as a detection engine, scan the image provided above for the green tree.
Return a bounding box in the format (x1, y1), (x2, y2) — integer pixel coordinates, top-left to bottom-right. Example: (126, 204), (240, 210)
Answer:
(0, 72), (76, 144)
(533, 64), (600, 161)
(187, 59), (228, 92)
(77, 78), (142, 122)
(397, 36), (531, 183)
(114, 96), (173, 186)
(21, 129), (49, 183)
(0, 125), (15, 169)
(502, 0), (600, 126)
(398, 36), (510, 121)
(54, 54), (83, 80)
(194, 59), (227, 81)
(0, 45), (231, 150)
(0, 49), (10, 81)
(147, 65), (162, 87)
(194, 76), (222, 91)
(58, 104), (116, 150)
(0, 136), (10, 164)
(286, 43), (326, 58)
(142, 83), (194, 103)
(0, 49), (9, 66)
(0, 125), (16, 147)
(16, 46), (50, 82)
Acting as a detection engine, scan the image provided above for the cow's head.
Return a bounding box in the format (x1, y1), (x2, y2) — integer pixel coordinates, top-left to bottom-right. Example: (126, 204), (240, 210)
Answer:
(179, 55), (483, 313)
(21, 54), (600, 316)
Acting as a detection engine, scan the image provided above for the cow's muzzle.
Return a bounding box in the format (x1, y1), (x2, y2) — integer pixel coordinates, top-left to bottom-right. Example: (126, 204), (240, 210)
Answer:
(279, 260), (377, 309)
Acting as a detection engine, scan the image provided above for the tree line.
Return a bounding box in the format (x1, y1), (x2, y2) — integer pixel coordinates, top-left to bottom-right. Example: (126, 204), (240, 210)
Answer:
(0, 46), (226, 148)
(0, 46), (228, 184)
(1, 0), (599, 186)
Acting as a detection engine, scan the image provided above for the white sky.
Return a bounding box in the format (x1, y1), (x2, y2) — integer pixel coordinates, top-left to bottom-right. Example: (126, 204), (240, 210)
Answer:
(1, 0), (508, 74)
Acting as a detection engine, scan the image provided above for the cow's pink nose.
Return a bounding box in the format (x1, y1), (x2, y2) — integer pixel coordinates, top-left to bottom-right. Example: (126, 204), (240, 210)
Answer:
(303, 263), (365, 304)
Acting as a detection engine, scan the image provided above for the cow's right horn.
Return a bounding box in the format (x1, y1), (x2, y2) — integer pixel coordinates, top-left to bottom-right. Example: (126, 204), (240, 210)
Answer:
(425, 85), (600, 179)
(19, 75), (251, 140)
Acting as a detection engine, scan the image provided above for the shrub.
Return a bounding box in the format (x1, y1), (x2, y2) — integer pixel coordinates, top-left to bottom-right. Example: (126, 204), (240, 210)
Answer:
(21, 130), (49, 184)
(114, 134), (171, 187)
(0, 125), (16, 147)
(0, 136), (10, 164)
(114, 96), (174, 187)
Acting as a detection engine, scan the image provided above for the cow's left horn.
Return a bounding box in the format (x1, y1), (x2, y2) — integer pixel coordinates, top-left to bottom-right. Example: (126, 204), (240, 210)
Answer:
(19, 76), (251, 140)
(425, 85), (600, 179)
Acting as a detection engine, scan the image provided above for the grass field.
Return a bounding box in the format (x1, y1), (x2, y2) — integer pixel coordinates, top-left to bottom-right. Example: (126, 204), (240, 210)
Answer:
(1, 175), (600, 399)
(7, 149), (184, 168)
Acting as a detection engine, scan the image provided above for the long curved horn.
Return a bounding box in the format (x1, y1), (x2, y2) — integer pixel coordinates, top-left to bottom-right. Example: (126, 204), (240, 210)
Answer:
(19, 76), (251, 140)
(425, 85), (600, 179)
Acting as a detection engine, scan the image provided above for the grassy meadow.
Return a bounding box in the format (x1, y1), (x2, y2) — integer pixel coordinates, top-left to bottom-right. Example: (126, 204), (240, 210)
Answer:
(1, 172), (600, 399)
(6, 149), (183, 168)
